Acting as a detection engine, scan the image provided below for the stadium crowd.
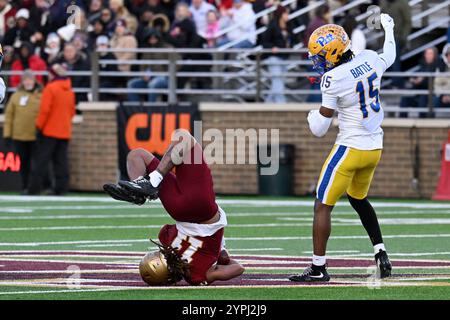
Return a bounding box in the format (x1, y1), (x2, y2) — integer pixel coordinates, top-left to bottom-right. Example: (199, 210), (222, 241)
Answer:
(1, 0), (449, 195)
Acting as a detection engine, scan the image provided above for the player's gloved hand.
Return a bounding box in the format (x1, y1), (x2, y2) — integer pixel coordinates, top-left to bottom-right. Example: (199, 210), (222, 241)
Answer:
(380, 13), (394, 31)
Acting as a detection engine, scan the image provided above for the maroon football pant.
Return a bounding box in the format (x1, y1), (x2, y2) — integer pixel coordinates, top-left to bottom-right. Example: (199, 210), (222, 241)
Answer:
(146, 144), (218, 223)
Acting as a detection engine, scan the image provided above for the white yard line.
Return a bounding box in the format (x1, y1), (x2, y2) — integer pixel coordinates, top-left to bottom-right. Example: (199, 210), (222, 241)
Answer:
(2, 195), (450, 209)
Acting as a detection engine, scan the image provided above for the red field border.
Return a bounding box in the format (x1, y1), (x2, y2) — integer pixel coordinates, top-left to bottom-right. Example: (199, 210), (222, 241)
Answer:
(0, 251), (449, 289)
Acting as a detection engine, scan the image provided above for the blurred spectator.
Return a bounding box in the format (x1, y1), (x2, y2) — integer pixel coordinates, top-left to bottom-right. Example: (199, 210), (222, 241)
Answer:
(28, 63), (76, 196)
(400, 47), (440, 118)
(190, 0), (216, 32)
(42, 32), (61, 65)
(10, 41), (47, 88)
(1, 44), (14, 86)
(304, 4), (331, 48)
(168, 2), (210, 89)
(127, 28), (172, 102)
(72, 31), (90, 56)
(305, 4), (331, 102)
(3, 70), (42, 194)
(110, 19), (138, 72)
(198, 10), (228, 48)
(99, 7), (116, 35)
(88, 18), (107, 49)
(434, 44), (450, 109)
(87, 0), (104, 24)
(57, 42), (90, 103)
(342, 14), (366, 55)
(380, 0), (411, 87)
(109, 0), (138, 34)
(29, 0), (54, 38)
(3, 9), (40, 48)
(96, 35), (119, 101)
(261, 5), (293, 103)
(218, 0), (256, 49)
(0, 0), (16, 40)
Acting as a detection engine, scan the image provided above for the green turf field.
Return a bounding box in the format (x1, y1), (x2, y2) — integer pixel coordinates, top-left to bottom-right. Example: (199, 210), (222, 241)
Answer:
(0, 194), (449, 300)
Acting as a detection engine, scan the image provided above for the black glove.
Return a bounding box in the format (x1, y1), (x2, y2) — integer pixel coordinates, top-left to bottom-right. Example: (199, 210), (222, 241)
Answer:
(3, 137), (12, 148)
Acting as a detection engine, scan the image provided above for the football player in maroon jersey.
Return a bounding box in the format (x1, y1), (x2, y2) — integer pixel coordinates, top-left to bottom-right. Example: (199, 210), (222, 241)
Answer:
(104, 129), (245, 286)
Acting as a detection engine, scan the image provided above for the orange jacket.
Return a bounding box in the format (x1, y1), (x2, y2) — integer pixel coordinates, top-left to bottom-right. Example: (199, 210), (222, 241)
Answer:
(36, 78), (76, 140)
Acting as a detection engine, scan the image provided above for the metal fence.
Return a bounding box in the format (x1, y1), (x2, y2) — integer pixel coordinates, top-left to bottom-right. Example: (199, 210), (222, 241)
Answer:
(2, 48), (450, 117)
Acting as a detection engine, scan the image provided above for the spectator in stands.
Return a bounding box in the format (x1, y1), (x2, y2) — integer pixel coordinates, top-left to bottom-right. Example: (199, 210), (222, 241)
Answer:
(72, 31), (90, 56)
(1, 45), (14, 86)
(261, 5), (293, 103)
(57, 42), (90, 103)
(3, 9), (41, 48)
(127, 28), (172, 102)
(100, 7), (116, 35)
(190, 0), (216, 32)
(168, 2), (210, 90)
(88, 18), (107, 50)
(218, 0), (256, 48)
(303, 4), (331, 49)
(87, 0), (104, 24)
(96, 35), (120, 101)
(434, 44), (450, 109)
(41, 32), (61, 65)
(109, 0), (139, 34)
(400, 47), (440, 118)
(10, 41), (47, 88)
(29, 0), (54, 38)
(110, 19), (138, 73)
(342, 14), (366, 55)
(305, 4), (331, 102)
(0, 0), (16, 40)
(380, 0), (411, 87)
(198, 10), (228, 48)
(28, 63), (76, 196)
(3, 70), (42, 194)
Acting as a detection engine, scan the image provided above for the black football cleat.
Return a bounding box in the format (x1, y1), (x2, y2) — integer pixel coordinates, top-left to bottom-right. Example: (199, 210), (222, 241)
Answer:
(103, 183), (146, 205)
(118, 175), (159, 200)
(289, 265), (330, 282)
(375, 250), (392, 279)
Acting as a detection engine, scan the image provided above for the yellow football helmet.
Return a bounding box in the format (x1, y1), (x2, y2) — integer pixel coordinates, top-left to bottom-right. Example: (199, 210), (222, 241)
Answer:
(308, 24), (351, 75)
(139, 251), (170, 286)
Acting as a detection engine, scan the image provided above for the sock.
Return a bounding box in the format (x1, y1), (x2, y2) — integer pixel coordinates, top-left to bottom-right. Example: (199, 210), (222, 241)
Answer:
(312, 255), (326, 267)
(149, 170), (163, 188)
(348, 195), (384, 245)
(374, 243), (386, 254)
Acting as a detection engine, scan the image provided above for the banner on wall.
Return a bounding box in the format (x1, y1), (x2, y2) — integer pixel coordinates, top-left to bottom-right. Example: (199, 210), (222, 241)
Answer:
(0, 135), (22, 191)
(117, 103), (200, 180)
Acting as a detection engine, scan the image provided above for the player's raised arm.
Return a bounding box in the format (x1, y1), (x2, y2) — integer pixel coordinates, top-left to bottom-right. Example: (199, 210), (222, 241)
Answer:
(378, 13), (396, 72)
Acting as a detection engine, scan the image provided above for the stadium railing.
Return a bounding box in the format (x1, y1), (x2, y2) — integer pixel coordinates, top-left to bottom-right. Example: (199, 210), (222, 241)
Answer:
(1, 48), (450, 118)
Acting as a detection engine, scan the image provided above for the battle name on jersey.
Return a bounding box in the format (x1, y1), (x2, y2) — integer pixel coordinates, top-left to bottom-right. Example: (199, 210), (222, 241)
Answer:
(350, 62), (373, 79)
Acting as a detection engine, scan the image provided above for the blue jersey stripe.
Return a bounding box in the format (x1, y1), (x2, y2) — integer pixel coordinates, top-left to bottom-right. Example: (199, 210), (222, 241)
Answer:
(317, 145), (348, 202)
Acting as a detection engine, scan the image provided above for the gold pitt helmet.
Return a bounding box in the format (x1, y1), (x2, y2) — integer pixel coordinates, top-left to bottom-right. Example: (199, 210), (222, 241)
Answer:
(308, 24), (351, 75)
(139, 251), (170, 286)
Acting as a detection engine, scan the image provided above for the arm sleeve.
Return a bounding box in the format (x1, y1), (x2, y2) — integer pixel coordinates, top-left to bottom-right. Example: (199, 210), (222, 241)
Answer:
(321, 76), (338, 110)
(378, 27), (396, 73)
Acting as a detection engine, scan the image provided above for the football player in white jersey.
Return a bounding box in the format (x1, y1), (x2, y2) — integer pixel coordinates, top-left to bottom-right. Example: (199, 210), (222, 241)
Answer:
(290, 14), (395, 282)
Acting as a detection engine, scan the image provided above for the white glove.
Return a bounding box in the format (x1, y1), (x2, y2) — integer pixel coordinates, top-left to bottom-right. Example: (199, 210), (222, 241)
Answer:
(380, 13), (394, 31)
(0, 77), (6, 103)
